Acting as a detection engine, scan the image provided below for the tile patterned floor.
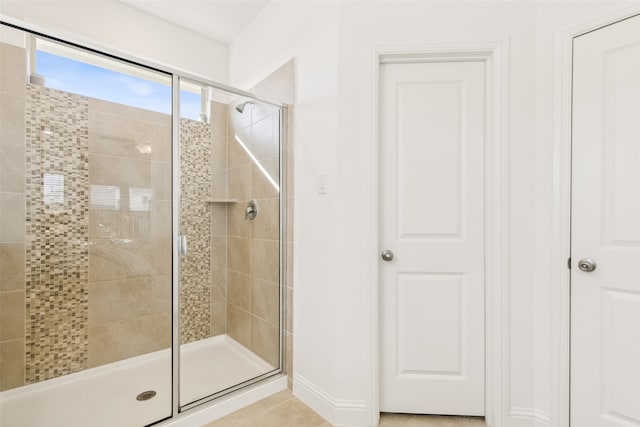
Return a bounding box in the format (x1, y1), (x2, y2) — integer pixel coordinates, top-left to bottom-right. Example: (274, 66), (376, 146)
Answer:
(203, 391), (486, 426)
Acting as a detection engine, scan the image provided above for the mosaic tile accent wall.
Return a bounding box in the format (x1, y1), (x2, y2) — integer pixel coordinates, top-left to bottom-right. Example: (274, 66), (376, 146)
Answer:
(24, 85), (90, 383)
(179, 118), (213, 344)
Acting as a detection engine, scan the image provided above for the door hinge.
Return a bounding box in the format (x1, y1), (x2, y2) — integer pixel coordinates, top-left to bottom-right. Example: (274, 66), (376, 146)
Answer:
(567, 257), (571, 270)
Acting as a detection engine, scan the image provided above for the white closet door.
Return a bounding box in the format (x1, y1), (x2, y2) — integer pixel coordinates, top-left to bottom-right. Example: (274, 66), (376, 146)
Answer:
(571, 13), (640, 427)
(379, 60), (486, 415)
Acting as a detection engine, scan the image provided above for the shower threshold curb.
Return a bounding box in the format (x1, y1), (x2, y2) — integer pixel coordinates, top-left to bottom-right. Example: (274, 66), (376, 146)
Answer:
(158, 374), (287, 427)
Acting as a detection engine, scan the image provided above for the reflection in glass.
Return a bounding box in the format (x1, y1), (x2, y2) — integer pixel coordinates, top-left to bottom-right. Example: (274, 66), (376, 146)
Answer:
(43, 173), (65, 205)
(233, 134), (279, 192)
(90, 185), (121, 210)
(129, 187), (152, 212)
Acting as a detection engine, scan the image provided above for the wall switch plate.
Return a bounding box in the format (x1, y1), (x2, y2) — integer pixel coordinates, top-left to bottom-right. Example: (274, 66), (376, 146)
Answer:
(317, 172), (328, 194)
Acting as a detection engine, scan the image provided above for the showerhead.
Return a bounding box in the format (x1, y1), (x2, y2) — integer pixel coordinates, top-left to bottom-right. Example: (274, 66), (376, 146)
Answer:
(235, 101), (254, 114)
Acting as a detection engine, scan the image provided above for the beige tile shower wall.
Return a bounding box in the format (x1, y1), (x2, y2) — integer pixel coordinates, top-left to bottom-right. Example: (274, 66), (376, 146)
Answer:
(250, 61), (295, 389)
(0, 42), (27, 391)
(226, 107), (280, 369)
(226, 61), (295, 377)
(86, 98), (172, 367)
(210, 100), (229, 336)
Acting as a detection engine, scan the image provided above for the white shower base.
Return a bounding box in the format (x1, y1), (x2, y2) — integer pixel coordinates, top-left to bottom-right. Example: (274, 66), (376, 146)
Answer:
(0, 335), (276, 427)
(179, 334), (274, 405)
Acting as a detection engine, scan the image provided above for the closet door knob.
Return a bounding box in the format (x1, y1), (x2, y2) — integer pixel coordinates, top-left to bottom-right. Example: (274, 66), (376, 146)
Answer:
(578, 258), (596, 272)
(381, 250), (394, 262)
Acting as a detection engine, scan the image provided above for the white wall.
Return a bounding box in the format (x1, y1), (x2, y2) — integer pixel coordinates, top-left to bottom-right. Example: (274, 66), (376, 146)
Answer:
(0, 0), (229, 83)
(231, 1), (640, 427)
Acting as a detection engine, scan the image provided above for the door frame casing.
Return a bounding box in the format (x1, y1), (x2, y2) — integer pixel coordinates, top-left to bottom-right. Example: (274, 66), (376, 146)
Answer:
(551, 5), (640, 427)
(370, 42), (510, 427)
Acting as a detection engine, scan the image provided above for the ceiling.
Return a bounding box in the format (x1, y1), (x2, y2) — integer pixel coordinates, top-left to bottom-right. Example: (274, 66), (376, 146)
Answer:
(117, 0), (270, 44)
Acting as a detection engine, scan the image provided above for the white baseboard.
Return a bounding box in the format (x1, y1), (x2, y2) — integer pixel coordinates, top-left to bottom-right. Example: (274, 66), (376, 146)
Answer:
(509, 407), (551, 427)
(294, 373), (369, 426)
(293, 374), (337, 424)
(296, 376), (553, 427)
(334, 398), (369, 426)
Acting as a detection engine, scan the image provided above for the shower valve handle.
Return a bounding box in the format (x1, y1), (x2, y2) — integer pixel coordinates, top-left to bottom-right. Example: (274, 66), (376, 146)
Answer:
(245, 199), (258, 221)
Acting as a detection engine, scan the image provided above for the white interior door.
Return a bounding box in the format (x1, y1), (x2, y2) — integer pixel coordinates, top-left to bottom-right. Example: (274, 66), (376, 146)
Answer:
(571, 13), (640, 427)
(379, 60), (485, 415)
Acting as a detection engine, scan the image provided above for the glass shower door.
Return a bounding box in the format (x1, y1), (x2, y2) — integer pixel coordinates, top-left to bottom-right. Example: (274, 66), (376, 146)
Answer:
(177, 79), (282, 407)
(0, 24), (173, 427)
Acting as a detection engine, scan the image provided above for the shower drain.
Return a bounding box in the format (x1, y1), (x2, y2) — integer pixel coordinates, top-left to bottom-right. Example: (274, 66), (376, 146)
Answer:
(136, 390), (157, 401)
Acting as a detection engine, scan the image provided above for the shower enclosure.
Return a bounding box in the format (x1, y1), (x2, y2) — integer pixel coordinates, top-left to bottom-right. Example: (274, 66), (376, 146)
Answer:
(0, 22), (286, 427)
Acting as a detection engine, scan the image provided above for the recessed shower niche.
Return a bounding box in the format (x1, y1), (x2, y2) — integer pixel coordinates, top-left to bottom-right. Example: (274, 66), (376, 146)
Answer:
(0, 22), (286, 427)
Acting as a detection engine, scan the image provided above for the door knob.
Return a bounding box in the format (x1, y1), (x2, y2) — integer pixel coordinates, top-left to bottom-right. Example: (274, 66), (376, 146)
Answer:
(381, 250), (394, 262)
(578, 258), (596, 272)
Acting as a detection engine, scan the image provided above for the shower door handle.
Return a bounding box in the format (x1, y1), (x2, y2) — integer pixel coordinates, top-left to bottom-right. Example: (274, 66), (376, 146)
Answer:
(178, 235), (188, 256)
